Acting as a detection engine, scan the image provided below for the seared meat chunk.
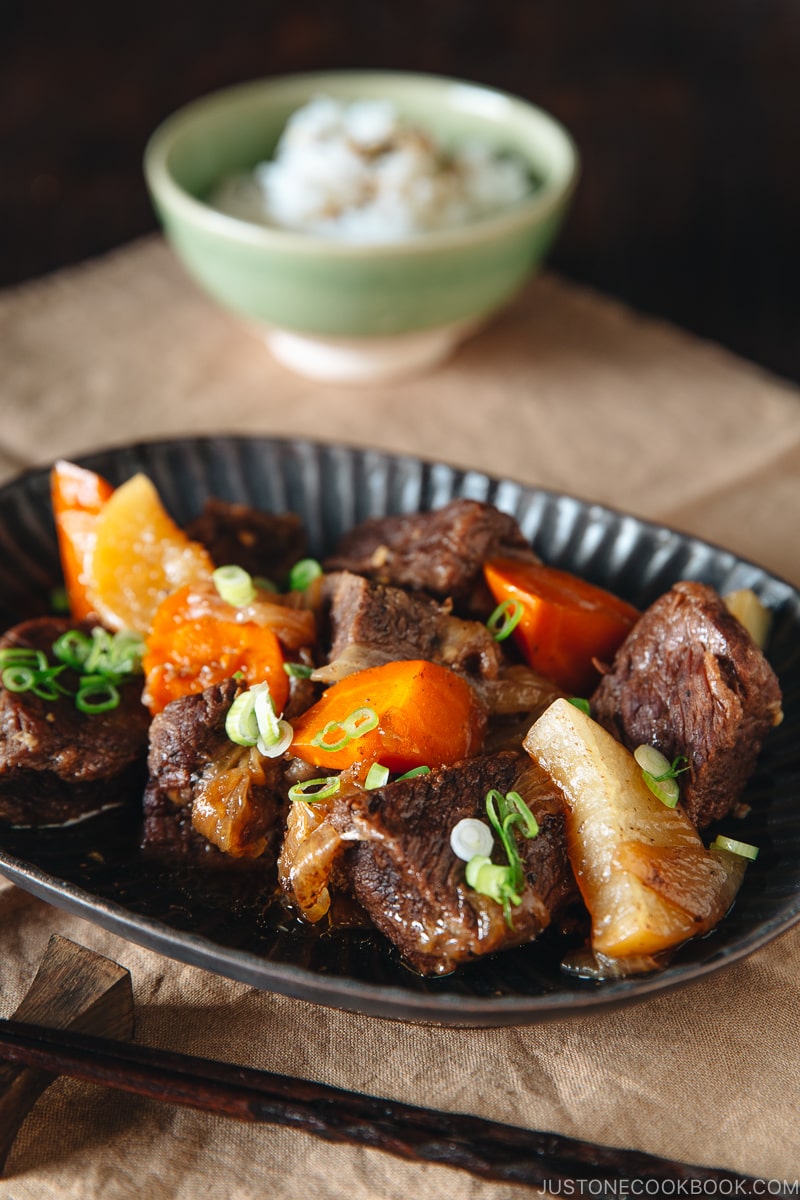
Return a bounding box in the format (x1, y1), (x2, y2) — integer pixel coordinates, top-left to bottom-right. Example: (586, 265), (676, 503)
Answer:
(324, 498), (537, 617)
(0, 617), (150, 827)
(143, 678), (287, 866)
(329, 750), (574, 975)
(317, 570), (503, 683)
(591, 581), (783, 828)
(185, 498), (308, 585)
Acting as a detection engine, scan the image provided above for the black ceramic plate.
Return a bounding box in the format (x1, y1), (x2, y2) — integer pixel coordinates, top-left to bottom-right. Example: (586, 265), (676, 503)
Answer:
(1, 436), (798, 1027)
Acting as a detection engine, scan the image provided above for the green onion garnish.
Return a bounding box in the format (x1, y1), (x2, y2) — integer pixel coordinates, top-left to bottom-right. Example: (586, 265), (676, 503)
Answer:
(283, 662), (313, 679)
(1, 627), (144, 715)
(633, 745), (689, 809)
(567, 697), (591, 715)
(464, 857), (522, 923)
(711, 834), (759, 861)
(225, 690), (260, 747)
(450, 817), (494, 862)
(75, 680), (120, 714)
(395, 765), (431, 781)
(365, 763), (390, 790)
(212, 564), (256, 607)
(486, 598), (523, 642)
(52, 629), (93, 671)
(289, 558), (323, 592)
(1, 665), (37, 693)
(310, 706), (379, 752)
(288, 776), (341, 803)
(225, 682), (293, 757)
(310, 720), (351, 753)
(486, 788), (539, 895)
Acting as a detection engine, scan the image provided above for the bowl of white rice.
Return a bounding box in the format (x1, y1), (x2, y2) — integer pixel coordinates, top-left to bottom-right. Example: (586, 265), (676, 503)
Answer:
(144, 71), (578, 383)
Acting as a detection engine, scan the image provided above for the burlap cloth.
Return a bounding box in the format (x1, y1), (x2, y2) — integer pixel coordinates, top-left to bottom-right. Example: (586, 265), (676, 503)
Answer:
(0, 238), (798, 1195)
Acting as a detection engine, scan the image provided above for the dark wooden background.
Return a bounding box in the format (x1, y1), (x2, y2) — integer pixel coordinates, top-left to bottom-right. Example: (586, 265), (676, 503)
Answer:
(3, 0), (798, 382)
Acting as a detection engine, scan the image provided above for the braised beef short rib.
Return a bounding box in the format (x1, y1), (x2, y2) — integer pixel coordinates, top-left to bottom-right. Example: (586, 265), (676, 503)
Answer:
(143, 678), (286, 866)
(329, 750), (575, 975)
(591, 581), (783, 828)
(324, 498), (537, 618)
(318, 570), (503, 683)
(0, 617), (150, 827)
(186, 498), (308, 586)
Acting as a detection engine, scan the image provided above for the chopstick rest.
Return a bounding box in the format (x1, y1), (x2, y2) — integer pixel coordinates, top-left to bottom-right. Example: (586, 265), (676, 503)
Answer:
(0, 933), (134, 1174)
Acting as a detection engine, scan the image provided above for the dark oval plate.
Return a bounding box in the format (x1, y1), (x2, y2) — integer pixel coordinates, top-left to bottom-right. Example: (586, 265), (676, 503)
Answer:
(1, 435), (798, 1027)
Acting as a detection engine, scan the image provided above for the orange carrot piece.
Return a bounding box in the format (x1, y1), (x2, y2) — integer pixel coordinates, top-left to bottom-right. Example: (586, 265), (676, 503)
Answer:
(484, 558), (639, 695)
(289, 660), (486, 773)
(50, 460), (114, 620)
(143, 584), (290, 716)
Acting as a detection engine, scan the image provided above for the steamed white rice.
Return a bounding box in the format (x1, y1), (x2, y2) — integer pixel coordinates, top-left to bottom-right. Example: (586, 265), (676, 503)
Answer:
(211, 95), (534, 243)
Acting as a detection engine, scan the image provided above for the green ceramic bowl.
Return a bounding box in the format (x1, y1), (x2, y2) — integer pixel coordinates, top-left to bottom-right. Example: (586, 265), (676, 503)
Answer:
(144, 71), (579, 382)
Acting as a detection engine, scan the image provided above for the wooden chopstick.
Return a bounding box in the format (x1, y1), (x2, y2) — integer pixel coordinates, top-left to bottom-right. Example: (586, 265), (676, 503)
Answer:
(0, 1017), (774, 1192)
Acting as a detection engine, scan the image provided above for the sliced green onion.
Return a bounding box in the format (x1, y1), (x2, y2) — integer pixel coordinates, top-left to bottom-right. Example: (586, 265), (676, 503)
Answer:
(310, 706), (379, 752)
(642, 771), (680, 808)
(288, 776), (341, 803)
(365, 763), (390, 790)
(283, 662), (313, 679)
(712, 834), (759, 861)
(310, 720), (351, 753)
(83, 627), (112, 675)
(485, 788), (539, 893)
(464, 856), (521, 925)
(75, 680), (120, 713)
(289, 558), (323, 592)
(486, 598), (523, 642)
(634, 744), (671, 778)
(107, 630), (146, 676)
(567, 697), (591, 716)
(465, 854), (494, 889)
(342, 706), (379, 737)
(634, 745), (689, 808)
(225, 691), (259, 747)
(225, 683), (292, 757)
(257, 721), (294, 758)
(0, 648), (43, 667)
(395, 765), (431, 781)
(31, 665), (70, 700)
(251, 683), (294, 757)
(213, 564), (256, 607)
(2, 665), (37, 692)
(52, 629), (93, 671)
(450, 818), (494, 862)
(253, 683), (281, 746)
(2, 627), (142, 714)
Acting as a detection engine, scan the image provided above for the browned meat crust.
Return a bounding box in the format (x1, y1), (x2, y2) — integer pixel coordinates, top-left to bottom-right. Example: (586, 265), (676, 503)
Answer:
(329, 750), (575, 975)
(142, 678), (286, 867)
(0, 617), (150, 827)
(321, 570), (503, 681)
(324, 498), (537, 617)
(185, 498), (308, 585)
(591, 581), (783, 828)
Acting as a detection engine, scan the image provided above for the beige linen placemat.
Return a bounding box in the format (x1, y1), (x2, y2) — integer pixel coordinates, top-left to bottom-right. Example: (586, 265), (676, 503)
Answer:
(0, 237), (799, 1196)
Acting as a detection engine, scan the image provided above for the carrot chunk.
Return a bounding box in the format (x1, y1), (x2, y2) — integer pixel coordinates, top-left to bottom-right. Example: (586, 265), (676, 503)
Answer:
(143, 584), (290, 716)
(50, 460), (115, 620)
(484, 558), (639, 694)
(289, 659), (486, 772)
